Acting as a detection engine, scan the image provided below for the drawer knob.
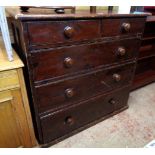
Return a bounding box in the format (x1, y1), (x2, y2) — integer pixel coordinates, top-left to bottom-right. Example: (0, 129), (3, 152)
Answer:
(117, 47), (126, 56)
(64, 57), (74, 68)
(64, 26), (74, 38)
(113, 73), (121, 82)
(65, 116), (74, 125)
(122, 23), (131, 32)
(65, 88), (74, 98)
(109, 99), (117, 105)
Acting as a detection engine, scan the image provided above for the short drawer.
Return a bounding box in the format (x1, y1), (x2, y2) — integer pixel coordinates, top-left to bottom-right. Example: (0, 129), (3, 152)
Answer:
(102, 18), (145, 37)
(40, 86), (130, 144)
(30, 38), (140, 82)
(0, 70), (19, 91)
(34, 63), (135, 113)
(27, 20), (101, 49)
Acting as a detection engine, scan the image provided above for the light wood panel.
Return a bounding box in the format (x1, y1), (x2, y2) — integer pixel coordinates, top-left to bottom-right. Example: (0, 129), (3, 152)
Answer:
(0, 86), (37, 147)
(0, 90), (21, 148)
(0, 47), (24, 72)
(0, 70), (19, 91)
(17, 69), (37, 146)
(0, 44), (37, 147)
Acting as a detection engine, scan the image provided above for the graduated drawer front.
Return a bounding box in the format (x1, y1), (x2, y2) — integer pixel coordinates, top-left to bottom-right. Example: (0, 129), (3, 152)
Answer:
(40, 86), (130, 144)
(102, 18), (145, 37)
(0, 70), (19, 91)
(27, 20), (101, 49)
(31, 38), (140, 82)
(34, 63), (135, 113)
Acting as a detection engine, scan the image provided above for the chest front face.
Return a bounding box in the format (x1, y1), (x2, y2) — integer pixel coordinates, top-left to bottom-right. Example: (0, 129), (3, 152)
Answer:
(9, 11), (146, 145)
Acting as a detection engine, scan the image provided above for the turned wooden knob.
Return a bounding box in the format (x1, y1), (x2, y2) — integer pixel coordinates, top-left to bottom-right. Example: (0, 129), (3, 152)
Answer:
(122, 23), (131, 32)
(64, 57), (74, 68)
(117, 47), (126, 56)
(109, 99), (117, 105)
(20, 7), (29, 12)
(64, 26), (74, 38)
(65, 88), (74, 98)
(113, 74), (121, 82)
(55, 8), (65, 14)
(65, 116), (74, 125)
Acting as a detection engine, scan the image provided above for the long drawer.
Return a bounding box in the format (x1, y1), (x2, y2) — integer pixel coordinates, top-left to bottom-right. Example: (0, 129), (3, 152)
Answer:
(40, 86), (130, 144)
(30, 38), (140, 82)
(34, 62), (135, 113)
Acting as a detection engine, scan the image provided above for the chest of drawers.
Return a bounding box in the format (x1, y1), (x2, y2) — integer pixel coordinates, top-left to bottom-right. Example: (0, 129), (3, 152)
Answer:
(7, 8), (146, 145)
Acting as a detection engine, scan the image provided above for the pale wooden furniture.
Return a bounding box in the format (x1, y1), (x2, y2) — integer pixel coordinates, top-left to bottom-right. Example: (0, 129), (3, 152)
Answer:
(0, 45), (37, 147)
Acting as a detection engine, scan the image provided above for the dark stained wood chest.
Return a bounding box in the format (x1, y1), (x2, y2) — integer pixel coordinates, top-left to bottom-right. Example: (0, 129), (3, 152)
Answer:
(132, 15), (155, 90)
(7, 8), (146, 145)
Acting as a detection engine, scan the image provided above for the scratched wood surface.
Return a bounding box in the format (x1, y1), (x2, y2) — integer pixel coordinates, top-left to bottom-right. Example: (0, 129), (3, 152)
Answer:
(8, 7), (146, 145)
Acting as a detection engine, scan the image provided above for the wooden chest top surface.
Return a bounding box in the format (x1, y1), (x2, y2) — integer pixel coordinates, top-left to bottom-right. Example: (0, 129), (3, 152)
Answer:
(6, 8), (148, 21)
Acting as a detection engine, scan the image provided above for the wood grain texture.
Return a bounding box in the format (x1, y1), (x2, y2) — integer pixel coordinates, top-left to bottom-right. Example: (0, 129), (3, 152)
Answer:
(0, 70), (19, 91)
(27, 20), (101, 49)
(35, 62), (135, 114)
(0, 90), (21, 148)
(40, 86), (130, 144)
(11, 88), (35, 147)
(132, 57), (155, 90)
(17, 69), (37, 146)
(102, 18), (146, 37)
(0, 87), (36, 148)
(138, 41), (155, 59)
(0, 47), (24, 72)
(30, 38), (140, 83)
(6, 8), (147, 21)
(8, 11), (146, 145)
(21, 18), (145, 51)
(132, 16), (155, 90)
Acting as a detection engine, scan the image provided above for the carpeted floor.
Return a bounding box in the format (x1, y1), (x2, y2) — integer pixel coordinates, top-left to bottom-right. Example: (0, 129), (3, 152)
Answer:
(50, 83), (155, 148)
